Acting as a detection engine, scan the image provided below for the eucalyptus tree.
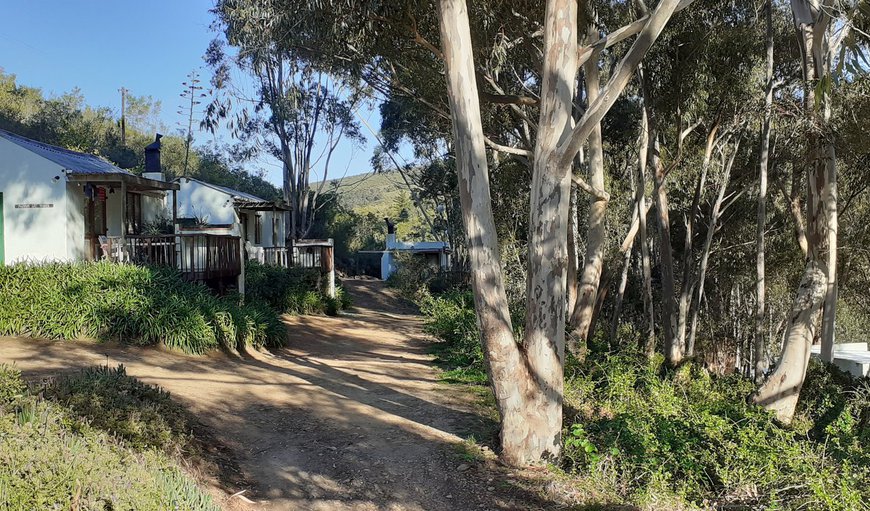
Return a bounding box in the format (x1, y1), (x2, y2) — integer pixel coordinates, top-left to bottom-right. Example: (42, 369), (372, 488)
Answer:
(220, 0), (688, 464)
(206, 6), (364, 240)
(755, 0), (870, 422)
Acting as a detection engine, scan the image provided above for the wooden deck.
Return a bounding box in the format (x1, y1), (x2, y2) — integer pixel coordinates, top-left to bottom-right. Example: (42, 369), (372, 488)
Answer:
(100, 234), (241, 282)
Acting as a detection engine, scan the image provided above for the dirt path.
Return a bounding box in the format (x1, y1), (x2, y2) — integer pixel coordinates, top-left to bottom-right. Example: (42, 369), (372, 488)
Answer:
(0, 279), (558, 511)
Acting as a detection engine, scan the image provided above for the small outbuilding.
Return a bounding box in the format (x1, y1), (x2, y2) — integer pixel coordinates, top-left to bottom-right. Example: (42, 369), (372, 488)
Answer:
(379, 218), (451, 280)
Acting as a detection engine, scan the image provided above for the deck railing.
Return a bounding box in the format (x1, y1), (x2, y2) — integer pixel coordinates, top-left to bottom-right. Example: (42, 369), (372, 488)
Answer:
(102, 234), (241, 281)
(262, 247), (289, 268)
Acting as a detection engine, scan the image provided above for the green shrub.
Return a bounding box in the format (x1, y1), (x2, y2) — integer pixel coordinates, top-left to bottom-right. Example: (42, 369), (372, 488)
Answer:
(562, 354), (869, 509)
(245, 261), (342, 315)
(0, 261), (283, 354)
(0, 366), (26, 406)
(0, 365), (218, 510)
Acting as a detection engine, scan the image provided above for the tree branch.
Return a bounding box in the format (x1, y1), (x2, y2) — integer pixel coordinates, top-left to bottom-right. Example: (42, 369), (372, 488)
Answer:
(571, 174), (610, 201)
(557, 0), (686, 169)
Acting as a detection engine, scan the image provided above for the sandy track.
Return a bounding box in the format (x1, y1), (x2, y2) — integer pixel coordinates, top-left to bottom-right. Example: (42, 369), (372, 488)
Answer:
(0, 279), (557, 510)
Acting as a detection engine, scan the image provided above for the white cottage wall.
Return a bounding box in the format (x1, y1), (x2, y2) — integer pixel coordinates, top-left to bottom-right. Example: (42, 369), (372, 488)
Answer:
(177, 179), (236, 226)
(0, 137), (69, 263)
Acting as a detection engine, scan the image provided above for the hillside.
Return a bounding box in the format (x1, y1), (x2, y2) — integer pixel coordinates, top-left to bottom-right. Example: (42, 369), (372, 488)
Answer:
(323, 170), (415, 213)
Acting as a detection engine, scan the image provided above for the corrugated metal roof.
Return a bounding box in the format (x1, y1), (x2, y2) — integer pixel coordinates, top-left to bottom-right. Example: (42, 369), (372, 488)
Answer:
(0, 129), (135, 176)
(180, 177), (269, 202)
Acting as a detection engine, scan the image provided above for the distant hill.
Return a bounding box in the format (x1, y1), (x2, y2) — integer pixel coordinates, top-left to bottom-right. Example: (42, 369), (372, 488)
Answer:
(321, 171), (414, 213)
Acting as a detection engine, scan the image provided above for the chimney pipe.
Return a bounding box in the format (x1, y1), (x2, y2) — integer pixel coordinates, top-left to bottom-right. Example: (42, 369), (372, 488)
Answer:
(144, 134), (162, 172)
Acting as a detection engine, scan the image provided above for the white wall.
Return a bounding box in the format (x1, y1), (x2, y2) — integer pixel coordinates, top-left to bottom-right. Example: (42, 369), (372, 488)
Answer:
(176, 178), (236, 226)
(0, 137), (69, 264)
(142, 193), (167, 224)
(65, 183), (85, 260)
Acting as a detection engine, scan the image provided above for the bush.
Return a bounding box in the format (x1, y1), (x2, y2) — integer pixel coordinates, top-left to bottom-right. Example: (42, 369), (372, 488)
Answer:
(0, 365), (219, 510)
(562, 354), (869, 509)
(44, 365), (191, 454)
(0, 261), (283, 354)
(419, 290), (484, 379)
(245, 261), (345, 315)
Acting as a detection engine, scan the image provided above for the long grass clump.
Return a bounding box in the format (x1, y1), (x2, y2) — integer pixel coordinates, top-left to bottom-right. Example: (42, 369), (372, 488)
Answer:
(0, 261), (283, 354)
(245, 261), (350, 315)
(0, 364), (220, 511)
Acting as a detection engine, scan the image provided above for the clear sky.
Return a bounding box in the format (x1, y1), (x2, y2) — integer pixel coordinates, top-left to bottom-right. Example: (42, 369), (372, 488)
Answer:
(0, 0), (381, 186)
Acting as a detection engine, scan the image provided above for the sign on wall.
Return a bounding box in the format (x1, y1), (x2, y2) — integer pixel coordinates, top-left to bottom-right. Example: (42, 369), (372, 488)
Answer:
(14, 204), (54, 209)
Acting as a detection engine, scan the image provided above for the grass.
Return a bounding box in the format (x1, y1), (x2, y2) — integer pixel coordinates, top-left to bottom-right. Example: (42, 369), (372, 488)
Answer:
(0, 364), (219, 511)
(0, 261), (284, 354)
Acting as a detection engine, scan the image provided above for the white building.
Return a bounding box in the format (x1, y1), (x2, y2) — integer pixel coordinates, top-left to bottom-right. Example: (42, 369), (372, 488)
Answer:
(380, 228), (451, 281)
(174, 177), (289, 265)
(0, 129), (174, 264)
(810, 343), (870, 378)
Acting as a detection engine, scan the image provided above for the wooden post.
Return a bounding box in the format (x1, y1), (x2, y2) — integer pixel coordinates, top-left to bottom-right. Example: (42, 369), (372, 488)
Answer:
(172, 189), (178, 233)
(238, 236), (246, 298)
(324, 239), (335, 298)
(120, 180), (128, 262)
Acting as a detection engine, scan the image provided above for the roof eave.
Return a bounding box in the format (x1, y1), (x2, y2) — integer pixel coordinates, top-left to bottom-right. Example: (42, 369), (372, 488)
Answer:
(67, 173), (180, 191)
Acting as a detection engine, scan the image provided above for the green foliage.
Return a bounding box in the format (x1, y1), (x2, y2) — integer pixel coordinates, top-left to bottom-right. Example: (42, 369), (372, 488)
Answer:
(0, 367), (26, 407)
(0, 261), (283, 354)
(244, 261), (345, 316)
(44, 365), (191, 454)
(415, 290), (490, 385)
(386, 252), (441, 300)
(0, 365), (218, 511)
(562, 354), (869, 509)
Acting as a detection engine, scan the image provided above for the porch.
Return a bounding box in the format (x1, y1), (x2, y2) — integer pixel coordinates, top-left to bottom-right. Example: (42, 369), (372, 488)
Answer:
(77, 172), (242, 283)
(98, 234), (242, 282)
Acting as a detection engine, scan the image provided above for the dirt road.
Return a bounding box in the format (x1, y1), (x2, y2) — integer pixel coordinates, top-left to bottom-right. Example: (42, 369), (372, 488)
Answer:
(0, 279), (556, 510)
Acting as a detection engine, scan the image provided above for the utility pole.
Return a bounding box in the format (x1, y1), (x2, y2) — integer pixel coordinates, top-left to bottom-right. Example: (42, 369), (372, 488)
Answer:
(119, 86), (128, 146)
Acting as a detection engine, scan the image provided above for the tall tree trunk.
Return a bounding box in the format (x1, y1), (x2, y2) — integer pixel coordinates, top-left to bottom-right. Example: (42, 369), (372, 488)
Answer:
(687, 139), (741, 357)
(568, 21), (608, 352)
(521, 0), (578, 463)
(567, 188), (579, 313)
(438, 0), (537, 465)
(677, 124), (718, 352)
(754, 0), (774, 383)
(636, 99), (656, 357)
(820, 47), (838, 363)
(652, 132), (681, 365)
(756, 2), (831, 421)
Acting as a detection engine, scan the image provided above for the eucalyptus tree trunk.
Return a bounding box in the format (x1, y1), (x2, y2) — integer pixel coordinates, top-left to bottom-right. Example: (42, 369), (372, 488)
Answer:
(652, 133), (681, 365)
(636, 102), (656, 357)
(567, 188), (580, 314)
(520, 0), (578, 463)
(569, 23), (608, 351)
(677, 125), (718, 353)
(820, 49), (838, 363)
(687, 139), (741, 357)
(438, 0), (682, 465)
(438, 0), (541, 465)
(756, 1), (831, 421)
(753, 261), (826, 421)
(754, 0), (774, 383)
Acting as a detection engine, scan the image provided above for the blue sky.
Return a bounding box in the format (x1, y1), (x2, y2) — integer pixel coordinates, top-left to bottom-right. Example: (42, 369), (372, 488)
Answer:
(0, 0), (380, 185)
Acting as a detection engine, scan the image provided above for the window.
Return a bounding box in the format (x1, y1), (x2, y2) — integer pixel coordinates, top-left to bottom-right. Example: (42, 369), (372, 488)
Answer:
(254, 215), (262, 244)
(125, 192), (142, 235)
